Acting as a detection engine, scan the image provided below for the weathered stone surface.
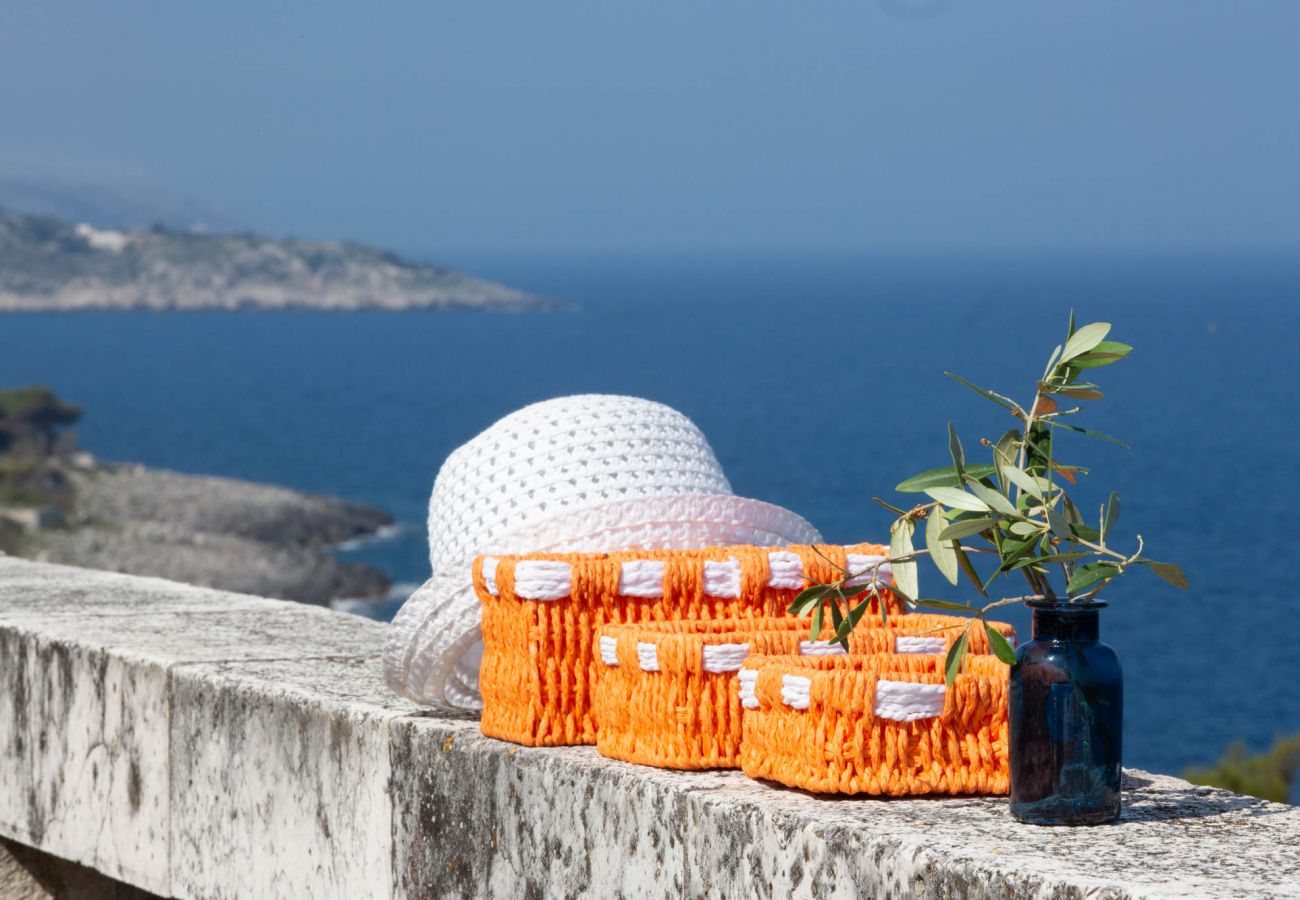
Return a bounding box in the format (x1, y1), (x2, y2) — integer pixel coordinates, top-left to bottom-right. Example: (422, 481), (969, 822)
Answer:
(387, 723), (1300, 899)
(0, 625), (172, 893)
(168, 657), (417, 900)
(2, 557), (1299, 899)
(0, 558), (387, 897)
(0, 560), (274, 618)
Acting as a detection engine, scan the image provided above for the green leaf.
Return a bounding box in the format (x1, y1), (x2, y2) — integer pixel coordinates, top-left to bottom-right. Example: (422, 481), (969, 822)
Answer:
(914, 598), (975, 613)
(1042, 344), (1063, 378)
(789, 583), (835, 615)
(984, 623), (1018, 665)
(944, 372), (1023, 413)
(992, 429), (1019, 491)
(999, 463), (1043, 501)
(1060, 322), (1112, 363)
(885, 579), (914, 605)
(947, 422), (965, 479)
(1007, 551), (1092, 571)
(896, 464), (998, 493)
(1102, 491), (1120, 541)
(925, 507), (959, 586)
(1046, 503), (1072, 540)
(1043, 419), (1130, 448)
(872, 497), (909, 516)
(939, 517), (999, 541)
(1069, 521), (1102, 543)
(811, 600), (824, 639)
(1071, 341), (1133, 369)
(952, 543), (989, 598)
(1007, 520), (1041, 537)
(966, 480), (1018, 516)
(924, 486), (990, 512)
(944, 630), (970, 686)
(890, 519), (918, 600)
(1066, 562), (1120, 595)
(1135, 558), (1190, 590)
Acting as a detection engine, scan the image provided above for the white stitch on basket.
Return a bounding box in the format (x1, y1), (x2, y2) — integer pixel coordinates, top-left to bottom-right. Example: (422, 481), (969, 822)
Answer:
(781, 674), (812, 710)
(599, 635), (620, 666)
(738, 668), (759, 709)
(799, 640), (848, 657)
(844, 553), (891, 589)
(874, 681), (946, 721)
(637, 642), (660, 672)
(481, 557), (501, 596)
(702, 557), (742, 598)
(511, 560), (575, 600)
(895, 636), (946, 654)
(701, 643), (750, 673)
(765, 550), (805, 589)
(618, 559), (666, 598)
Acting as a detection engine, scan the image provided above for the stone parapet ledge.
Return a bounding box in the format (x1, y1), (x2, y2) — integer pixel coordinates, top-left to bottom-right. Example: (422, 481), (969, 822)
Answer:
(0, 556), (1297, 899)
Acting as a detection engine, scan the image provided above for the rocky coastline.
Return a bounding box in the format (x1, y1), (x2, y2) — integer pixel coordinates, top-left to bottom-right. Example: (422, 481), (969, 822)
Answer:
(2, 460), (394, 606)
(0, 206), (560, 312)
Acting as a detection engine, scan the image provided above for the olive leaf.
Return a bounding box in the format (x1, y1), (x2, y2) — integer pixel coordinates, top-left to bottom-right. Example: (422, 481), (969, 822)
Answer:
(924, 486), (989, 512)
(944, 629), (970, 686)
(984, 623), (1018, 665)
(1060, 322), (1111, 363)
(925, 505), (959, 585)
(896, 464), (998, 493)
(890, 519), (918, 600)
(1102, 491), (1120, 541)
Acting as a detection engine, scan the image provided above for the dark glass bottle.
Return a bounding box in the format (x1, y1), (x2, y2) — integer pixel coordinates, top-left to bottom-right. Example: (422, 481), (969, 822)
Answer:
(1009, 601), (1122, 825)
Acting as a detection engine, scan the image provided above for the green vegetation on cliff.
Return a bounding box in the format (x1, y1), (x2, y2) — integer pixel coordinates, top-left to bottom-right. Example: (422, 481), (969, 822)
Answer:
(1185, 734), (1300, 804)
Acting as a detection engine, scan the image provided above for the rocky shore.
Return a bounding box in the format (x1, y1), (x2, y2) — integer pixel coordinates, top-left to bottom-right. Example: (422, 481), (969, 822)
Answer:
(7, 463), (393, 605)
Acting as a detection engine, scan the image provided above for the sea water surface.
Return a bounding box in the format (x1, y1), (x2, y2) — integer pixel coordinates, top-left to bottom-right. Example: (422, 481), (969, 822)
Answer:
(3, 250), (1297, 781)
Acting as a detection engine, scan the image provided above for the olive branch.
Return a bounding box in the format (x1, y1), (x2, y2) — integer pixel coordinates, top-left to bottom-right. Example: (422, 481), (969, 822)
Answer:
(789, 314), (1189, 684)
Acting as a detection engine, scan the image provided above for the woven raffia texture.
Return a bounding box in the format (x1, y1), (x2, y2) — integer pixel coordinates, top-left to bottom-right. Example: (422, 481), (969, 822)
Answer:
(739, 653), (1010, 796)
(593, 615), (1015, 770)
(473, 542), (898, 746)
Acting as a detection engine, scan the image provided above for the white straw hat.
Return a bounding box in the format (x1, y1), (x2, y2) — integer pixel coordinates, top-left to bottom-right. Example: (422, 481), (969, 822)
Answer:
(383, 394), (822, 709)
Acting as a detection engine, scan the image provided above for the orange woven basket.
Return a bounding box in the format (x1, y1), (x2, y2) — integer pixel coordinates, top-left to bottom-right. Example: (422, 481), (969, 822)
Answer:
(738, 653), (1011, 796)
(473, 541), (900, 746)
(594, 616), (1015, 770)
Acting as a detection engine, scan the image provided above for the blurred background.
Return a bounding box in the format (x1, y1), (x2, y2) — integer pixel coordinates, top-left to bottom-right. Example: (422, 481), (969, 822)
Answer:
(1, 1), (1297, 797)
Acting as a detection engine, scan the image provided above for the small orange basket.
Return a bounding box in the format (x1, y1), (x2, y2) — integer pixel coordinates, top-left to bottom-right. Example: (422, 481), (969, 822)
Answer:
(473, 542), (899, 746)
(594, 616), (1015, 770)
(739, 653), (1011, 796)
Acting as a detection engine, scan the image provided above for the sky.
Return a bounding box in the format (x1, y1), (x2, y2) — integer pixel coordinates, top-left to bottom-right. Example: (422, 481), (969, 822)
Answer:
(1, 1), (1299, 258)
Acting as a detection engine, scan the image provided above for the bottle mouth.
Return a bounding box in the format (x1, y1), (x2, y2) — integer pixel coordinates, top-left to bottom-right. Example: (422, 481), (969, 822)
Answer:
(1026, 599), (1108, 612)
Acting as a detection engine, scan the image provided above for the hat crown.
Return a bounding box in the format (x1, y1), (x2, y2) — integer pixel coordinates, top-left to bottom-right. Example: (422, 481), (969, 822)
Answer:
(428, 395), (733, 574)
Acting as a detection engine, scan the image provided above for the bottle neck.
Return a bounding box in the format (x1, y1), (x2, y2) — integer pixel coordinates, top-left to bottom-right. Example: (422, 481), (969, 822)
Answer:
(1031, 605), (1101, 642)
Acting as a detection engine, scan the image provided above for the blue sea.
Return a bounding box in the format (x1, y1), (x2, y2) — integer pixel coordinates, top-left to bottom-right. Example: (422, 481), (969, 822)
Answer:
(3, 250), (1298, 783)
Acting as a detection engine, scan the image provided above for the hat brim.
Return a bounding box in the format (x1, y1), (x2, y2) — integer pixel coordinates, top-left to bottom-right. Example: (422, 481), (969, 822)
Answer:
(383, 493), (822, 709)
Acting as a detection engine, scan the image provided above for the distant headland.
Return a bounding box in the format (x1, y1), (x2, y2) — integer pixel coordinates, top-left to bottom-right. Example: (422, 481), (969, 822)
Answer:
(0, 206), (559, 312)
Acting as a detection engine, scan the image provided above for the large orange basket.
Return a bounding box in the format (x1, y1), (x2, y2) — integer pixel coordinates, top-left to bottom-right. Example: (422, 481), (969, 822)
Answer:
(594, 616), (1015, 769)
(738, 653), (1011, 796)
(473, 542), (899, 746)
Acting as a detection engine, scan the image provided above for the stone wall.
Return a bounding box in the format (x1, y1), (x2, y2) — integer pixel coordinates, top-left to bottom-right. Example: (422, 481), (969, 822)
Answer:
(1, 557), (1297, 899)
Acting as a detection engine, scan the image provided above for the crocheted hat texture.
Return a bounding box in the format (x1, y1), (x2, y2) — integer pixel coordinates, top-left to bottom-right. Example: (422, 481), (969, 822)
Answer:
(383, 394), (823, 709)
